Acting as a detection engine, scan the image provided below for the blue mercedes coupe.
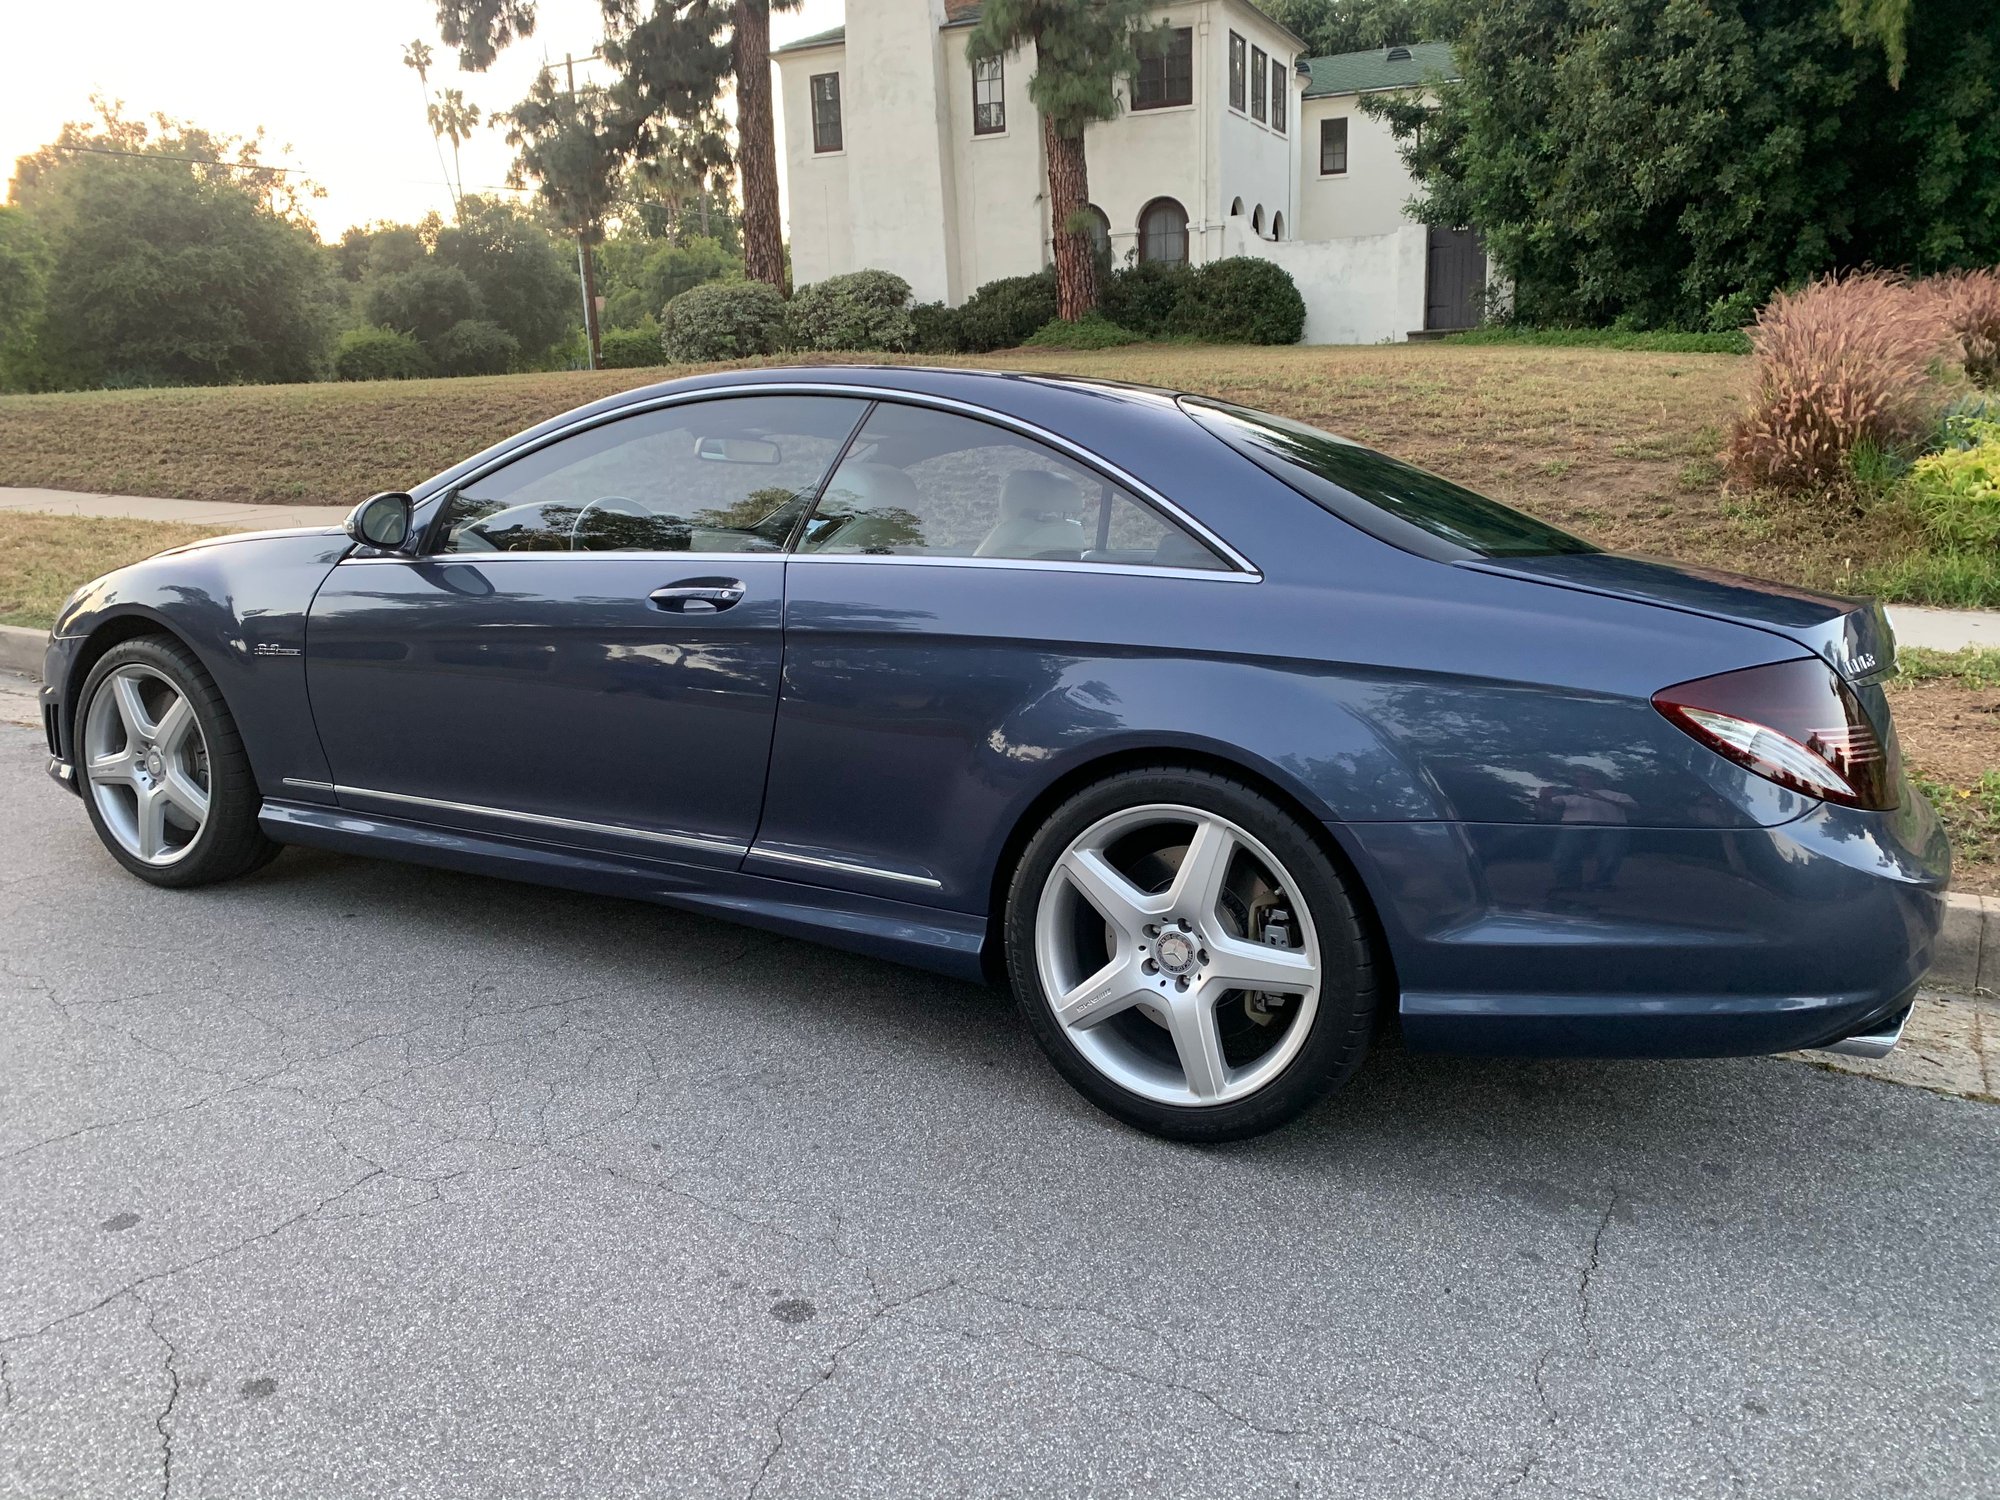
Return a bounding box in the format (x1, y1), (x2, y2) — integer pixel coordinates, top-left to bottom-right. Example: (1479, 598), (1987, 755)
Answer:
(38, 367), (1949, 1139)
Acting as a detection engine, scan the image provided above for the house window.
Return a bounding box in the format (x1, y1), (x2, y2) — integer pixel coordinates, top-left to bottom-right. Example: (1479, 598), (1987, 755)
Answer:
(1134, 27), (1193, 110)
(973, 54), (1005, 135)
(1271, 59), (1287, 134)
(1320, 116), (1348, 175)
(1250, 46), (1267, 122)
(1228, 33), (1246, 112)
(1271, 211), (1284, 240)
(1138, 197), (1188, 264)
(1082, 204), (1111, 262)
(810, 73), (843, 153)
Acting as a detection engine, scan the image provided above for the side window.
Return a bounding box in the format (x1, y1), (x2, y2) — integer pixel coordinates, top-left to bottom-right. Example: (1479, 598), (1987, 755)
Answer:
(795, 403), (1228, 571)
(434, 395), (868, 555)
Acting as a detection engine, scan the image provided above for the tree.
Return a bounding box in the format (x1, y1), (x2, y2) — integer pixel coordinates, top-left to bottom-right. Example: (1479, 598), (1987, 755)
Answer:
(402, 40), (460, 215)
(10, 103), (333, 388)
(428, 89), (484, 210)
(0, 207), (49, 354)
(966, 0), (1161, 321)
(1365, 0), (2000, 328)
(432, 195), (575, 356)
(435, 0), (794, 290)
(1263, 0), (1438, 56)
(362, 263), (482, 345)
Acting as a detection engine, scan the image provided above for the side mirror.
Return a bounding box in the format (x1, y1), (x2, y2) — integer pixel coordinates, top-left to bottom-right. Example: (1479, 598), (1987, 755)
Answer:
(346, 491), (414, 551)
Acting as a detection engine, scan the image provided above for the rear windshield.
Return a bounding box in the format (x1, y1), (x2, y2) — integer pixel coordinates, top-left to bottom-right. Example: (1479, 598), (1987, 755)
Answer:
(1182, 398), (1596, 560)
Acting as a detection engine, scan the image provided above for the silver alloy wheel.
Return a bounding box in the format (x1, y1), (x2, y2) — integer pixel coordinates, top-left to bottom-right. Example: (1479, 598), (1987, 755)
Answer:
(82, 663), (211, 866)
(1034, 803), (1322, 1107)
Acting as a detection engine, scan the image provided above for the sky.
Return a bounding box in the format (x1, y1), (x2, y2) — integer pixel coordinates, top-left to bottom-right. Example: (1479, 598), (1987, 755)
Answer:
(0, 0), (845, 240)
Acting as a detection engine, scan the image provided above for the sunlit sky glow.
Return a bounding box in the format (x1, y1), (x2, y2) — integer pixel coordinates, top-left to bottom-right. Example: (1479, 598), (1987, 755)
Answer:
(1, 0), (844, 240)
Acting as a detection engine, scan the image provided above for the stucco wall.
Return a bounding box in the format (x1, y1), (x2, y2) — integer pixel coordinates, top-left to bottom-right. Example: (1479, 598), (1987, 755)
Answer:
(1211, 4), (1302, 249)
(1296, 92), (1425, 243)
(777, 42), (855, 291)
(940, 30), (1047, 295)
(1225, 222), (1429, 344)
(844, 0), (962, 304)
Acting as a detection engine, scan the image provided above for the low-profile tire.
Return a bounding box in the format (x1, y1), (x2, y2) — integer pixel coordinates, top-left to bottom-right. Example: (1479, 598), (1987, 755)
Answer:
(1006, 767), (1377, 1142)
(74, 634), (280, 888)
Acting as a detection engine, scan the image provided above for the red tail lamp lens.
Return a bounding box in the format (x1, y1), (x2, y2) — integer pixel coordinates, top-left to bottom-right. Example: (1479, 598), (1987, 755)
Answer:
(1653, 658), (1897, 810)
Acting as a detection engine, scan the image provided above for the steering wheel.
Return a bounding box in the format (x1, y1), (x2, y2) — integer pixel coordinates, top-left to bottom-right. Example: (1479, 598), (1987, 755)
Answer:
(569, 495), (653, 551)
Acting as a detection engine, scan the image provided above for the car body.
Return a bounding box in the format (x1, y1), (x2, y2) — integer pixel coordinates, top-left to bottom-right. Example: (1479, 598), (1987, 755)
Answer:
(39, 366), (1949, 1131)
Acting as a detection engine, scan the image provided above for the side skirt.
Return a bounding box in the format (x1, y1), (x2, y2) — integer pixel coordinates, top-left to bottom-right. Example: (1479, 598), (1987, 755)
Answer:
(258, 799), (989, 982)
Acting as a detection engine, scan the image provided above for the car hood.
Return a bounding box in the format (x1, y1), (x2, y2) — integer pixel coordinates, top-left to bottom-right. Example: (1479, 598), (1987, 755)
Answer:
(1464, 552), (1895, 683)
(157, 525), (345, 557)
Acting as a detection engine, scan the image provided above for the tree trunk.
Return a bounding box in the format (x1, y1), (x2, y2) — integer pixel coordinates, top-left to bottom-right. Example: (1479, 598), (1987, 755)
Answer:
(735, 0), (785, 288)
(1042, 112), (1099, 321)
(579, 237), (602, 369)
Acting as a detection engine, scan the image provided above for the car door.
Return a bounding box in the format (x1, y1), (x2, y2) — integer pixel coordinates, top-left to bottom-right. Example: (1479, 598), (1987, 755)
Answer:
(750, 399), (1247, 903)
(304, 393), (870, 867)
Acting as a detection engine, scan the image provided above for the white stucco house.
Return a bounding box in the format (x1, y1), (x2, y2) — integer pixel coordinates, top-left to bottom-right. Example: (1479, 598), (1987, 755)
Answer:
(772, 2), (1483, 343)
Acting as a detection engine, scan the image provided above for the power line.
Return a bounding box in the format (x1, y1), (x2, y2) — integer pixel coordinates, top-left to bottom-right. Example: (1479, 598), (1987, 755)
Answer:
(41, 142), (533, 195)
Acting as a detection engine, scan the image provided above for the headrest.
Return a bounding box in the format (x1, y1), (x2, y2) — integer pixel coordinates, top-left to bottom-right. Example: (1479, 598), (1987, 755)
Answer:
(999, 468), (1085, 522)
(823, 462), (921, 513)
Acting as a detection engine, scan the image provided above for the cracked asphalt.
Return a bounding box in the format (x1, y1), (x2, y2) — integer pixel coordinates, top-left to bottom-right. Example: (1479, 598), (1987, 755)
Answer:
(1, 720), (1997, 1499)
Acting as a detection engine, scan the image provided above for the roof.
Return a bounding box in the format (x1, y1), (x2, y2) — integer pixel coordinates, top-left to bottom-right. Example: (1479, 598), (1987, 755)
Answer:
(776, 0), (1301, 52)
(773, 23), (847, 53)
(1300, 40), (1455, 99)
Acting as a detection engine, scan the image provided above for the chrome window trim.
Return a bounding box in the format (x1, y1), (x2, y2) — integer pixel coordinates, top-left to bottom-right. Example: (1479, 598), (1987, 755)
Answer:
(750, 846), (944, 889)
(280, 777), (335, 792)
(332, 783), (748, 856)
(786, 554), (1255, 583)
(405, 382), (1261, 578)
(338, 549), (783, 566)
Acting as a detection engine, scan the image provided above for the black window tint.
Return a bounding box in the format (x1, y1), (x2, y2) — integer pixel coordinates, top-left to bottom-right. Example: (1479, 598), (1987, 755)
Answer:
(798, 403), (1227, 570)
(435, 396), (869, 555)
(1183, 398), (1596, 559)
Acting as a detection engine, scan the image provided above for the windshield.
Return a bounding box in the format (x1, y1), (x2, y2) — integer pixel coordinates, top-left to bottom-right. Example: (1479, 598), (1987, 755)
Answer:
(1183, 398), (1597, 560)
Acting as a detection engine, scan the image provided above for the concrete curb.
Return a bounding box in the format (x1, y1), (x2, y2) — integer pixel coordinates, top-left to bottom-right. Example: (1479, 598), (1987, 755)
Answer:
(0, 623), (41, 679)
(2, 614), (1993, 995)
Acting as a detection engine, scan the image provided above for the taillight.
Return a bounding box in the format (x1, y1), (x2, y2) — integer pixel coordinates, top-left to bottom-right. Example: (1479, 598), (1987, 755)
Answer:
(1653, 658), (1897, 810)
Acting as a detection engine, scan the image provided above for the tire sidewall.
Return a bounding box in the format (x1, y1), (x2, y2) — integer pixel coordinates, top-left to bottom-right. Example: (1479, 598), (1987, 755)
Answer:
(1006, 768), (1375, 1142)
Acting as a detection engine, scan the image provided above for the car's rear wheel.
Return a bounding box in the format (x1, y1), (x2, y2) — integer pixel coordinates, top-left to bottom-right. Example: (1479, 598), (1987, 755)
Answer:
(76, 636), (278, 887)
(1006, 767), (1378, 1141)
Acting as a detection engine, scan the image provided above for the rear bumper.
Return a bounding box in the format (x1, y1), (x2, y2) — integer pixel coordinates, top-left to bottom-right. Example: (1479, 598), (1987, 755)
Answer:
(1818, 1001), (1913, 1060)
(1335, 784), (1951, 1058)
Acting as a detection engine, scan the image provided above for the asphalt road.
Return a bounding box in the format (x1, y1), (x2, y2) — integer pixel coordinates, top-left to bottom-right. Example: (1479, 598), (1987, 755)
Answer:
(1, 723), (1995, 1500)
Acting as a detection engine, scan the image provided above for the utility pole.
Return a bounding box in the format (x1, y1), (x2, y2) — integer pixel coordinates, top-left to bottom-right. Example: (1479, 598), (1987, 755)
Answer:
(566, 50), (604, 371)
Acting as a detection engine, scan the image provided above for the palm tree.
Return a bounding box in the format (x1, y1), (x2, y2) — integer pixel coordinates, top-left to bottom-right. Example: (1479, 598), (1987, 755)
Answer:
(402, 40), (458, 214)
(427, 88), (483, 211)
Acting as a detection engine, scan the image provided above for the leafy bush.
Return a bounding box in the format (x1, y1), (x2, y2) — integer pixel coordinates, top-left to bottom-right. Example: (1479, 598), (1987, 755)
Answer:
(333, 326), (431, 382)
(1443, 325), (1752, 354)
(1166, 257), (1306, 345)
(598, 322), (663, 369)
(957, 270), (1058, 352)
(1726, 271), (1953, 491)
(661, 279), (787, 362)
(361, 264), (482, 346)
(787, 269), (914, 352)
(429, 318), (519, 376)
(1904, 422), (2000, 551)
(1100, 262), (1187, 339)
(1023, 314), (1141, 349)
(909, 301), (966, 354)
(1935, 267), (2000, 388)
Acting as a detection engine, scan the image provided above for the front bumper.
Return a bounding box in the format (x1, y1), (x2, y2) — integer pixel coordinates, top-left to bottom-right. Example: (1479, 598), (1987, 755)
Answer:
(39, 669), (80, 796)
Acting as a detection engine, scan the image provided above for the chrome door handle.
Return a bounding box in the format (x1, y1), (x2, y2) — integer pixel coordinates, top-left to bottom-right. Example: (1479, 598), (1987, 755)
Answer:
(649, 579), (746, 612)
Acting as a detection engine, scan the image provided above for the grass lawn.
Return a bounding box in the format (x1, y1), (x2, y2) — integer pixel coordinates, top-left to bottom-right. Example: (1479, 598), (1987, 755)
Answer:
(3, 342), (1916, 597)
(0, 512), (222, 629)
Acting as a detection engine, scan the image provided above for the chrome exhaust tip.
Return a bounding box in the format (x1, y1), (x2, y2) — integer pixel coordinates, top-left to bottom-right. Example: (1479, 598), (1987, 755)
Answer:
(1819, 1004), (1913, 1060)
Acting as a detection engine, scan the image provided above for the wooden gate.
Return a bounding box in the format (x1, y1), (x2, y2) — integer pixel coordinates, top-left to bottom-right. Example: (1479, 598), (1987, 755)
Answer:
(1424, 228), (1486, 331)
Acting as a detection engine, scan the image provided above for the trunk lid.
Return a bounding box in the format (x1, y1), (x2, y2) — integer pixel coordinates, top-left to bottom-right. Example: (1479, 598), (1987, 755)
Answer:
(1465, 552), (1896, 685)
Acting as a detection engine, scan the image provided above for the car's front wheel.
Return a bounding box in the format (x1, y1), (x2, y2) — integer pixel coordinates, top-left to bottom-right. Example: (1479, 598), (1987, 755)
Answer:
(75, 635), (279, 887)
(1006, 768), (1378, 1141)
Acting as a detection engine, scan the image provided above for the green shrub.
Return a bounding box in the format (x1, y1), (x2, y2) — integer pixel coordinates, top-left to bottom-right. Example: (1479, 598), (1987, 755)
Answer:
(1443, 325), (1753, 354)
(661, 280), (788, 362)
(1101, 262), (1187, 338)
(957, 270), (1058, 352)
(1904, 424), (2000, 551)
(1023, 314), (1141, 350)
(787, 269), (914, 352)
(909, 301), (966, 354)
(360, 264), (482, 346)
(333, 326), (431, 382)
(430, 318), (519, 377)
(1166, 257), (1305, 345)
(598, 322), (664, 369)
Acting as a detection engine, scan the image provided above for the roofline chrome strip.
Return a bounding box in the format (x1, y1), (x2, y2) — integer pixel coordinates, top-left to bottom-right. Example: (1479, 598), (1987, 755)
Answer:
(748, 846), (945, 889)
(331, 784), (747, 856)
(336, 550), (1254, 583)
(405, 380), (1260, 578)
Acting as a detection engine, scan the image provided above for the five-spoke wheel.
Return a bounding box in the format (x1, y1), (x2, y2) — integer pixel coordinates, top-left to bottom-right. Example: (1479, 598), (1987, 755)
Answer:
(1009, 769), (1377, 1140)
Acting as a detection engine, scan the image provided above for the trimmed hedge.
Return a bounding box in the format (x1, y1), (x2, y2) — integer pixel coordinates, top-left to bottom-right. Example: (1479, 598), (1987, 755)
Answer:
(1101, 262), (1188, 339)
(958, 270), (1058, 352)
(1443, 326), (1752, 354)
(332, 326), (431, 382)
(431, 318), (519, 377)
(788, 269), (915, 351)
(1023, 314), (1141, 349)
(661, 280), (788, 362)
(909, 301), (967, 354)
(598, 323), (664, 369)
(1166, 257), (1305, 345)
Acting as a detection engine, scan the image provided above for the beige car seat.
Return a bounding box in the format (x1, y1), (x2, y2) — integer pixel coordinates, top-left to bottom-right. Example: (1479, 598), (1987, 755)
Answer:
(976, 469), (1089, 558)
(814, 462), (927, 552)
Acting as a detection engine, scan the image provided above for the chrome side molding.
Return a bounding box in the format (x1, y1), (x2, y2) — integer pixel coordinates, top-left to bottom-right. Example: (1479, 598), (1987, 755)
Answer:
(1818, 1004), (1913, 1060)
